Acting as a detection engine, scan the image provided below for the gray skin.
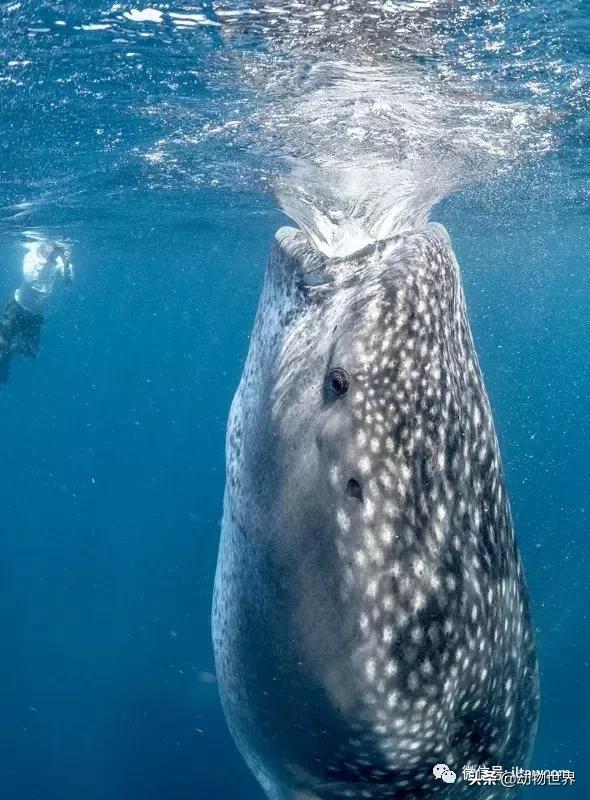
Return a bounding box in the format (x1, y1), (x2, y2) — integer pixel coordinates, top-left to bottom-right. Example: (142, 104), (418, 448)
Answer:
(212, 224), (539, 800)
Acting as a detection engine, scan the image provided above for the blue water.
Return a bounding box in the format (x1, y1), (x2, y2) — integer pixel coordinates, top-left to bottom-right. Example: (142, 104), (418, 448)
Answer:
(1, 2), (589, 799)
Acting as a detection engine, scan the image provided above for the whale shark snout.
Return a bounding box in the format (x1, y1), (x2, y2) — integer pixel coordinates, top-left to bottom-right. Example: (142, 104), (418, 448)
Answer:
(213, 223), (539, 800)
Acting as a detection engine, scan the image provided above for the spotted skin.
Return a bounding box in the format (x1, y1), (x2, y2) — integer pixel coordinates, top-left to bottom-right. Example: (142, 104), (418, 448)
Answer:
(212, 224), (539, 800)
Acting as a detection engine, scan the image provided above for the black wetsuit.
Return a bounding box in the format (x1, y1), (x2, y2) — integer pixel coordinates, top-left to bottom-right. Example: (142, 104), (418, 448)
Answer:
(0, 297), (44, 384)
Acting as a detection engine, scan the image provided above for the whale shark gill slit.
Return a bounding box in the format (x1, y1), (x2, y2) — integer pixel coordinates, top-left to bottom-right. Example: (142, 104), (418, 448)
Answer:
(346, 478), (364, 503)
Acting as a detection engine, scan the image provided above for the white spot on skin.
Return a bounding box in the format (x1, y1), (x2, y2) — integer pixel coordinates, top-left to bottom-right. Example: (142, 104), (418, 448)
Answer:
(337, 509), (350, 532)
(380, 525), (394, 545)
(385, 660), (397, 677)
(359, 456), (372, 475)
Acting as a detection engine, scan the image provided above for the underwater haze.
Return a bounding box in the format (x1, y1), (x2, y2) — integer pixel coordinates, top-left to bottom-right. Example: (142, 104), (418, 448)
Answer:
(0, 1), (589, 799)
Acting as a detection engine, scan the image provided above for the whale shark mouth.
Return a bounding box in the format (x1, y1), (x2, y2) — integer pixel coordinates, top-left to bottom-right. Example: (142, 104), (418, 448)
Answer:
(275, 160), (448, 259)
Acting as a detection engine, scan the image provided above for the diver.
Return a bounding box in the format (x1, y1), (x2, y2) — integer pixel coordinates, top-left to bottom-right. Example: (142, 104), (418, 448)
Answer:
(0, 239), (73, 384)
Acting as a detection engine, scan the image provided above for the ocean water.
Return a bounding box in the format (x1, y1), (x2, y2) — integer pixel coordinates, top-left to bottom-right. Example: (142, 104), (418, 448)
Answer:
(0, 2), (588, 799)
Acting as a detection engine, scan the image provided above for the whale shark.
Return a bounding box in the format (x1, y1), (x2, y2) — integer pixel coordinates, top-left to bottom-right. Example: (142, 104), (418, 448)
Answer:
(212, 223), (539, 799)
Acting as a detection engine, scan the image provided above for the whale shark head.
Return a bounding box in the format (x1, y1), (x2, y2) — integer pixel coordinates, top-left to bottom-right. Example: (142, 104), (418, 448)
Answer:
(238, 223), (485, 558)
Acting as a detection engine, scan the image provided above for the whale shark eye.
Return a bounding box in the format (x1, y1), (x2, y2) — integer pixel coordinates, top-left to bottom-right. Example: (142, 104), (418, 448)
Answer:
(327, 368), (350, 398)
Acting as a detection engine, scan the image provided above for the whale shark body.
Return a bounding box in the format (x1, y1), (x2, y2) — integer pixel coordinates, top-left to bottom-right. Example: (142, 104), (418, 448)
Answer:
(212, 224), (539, 799)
